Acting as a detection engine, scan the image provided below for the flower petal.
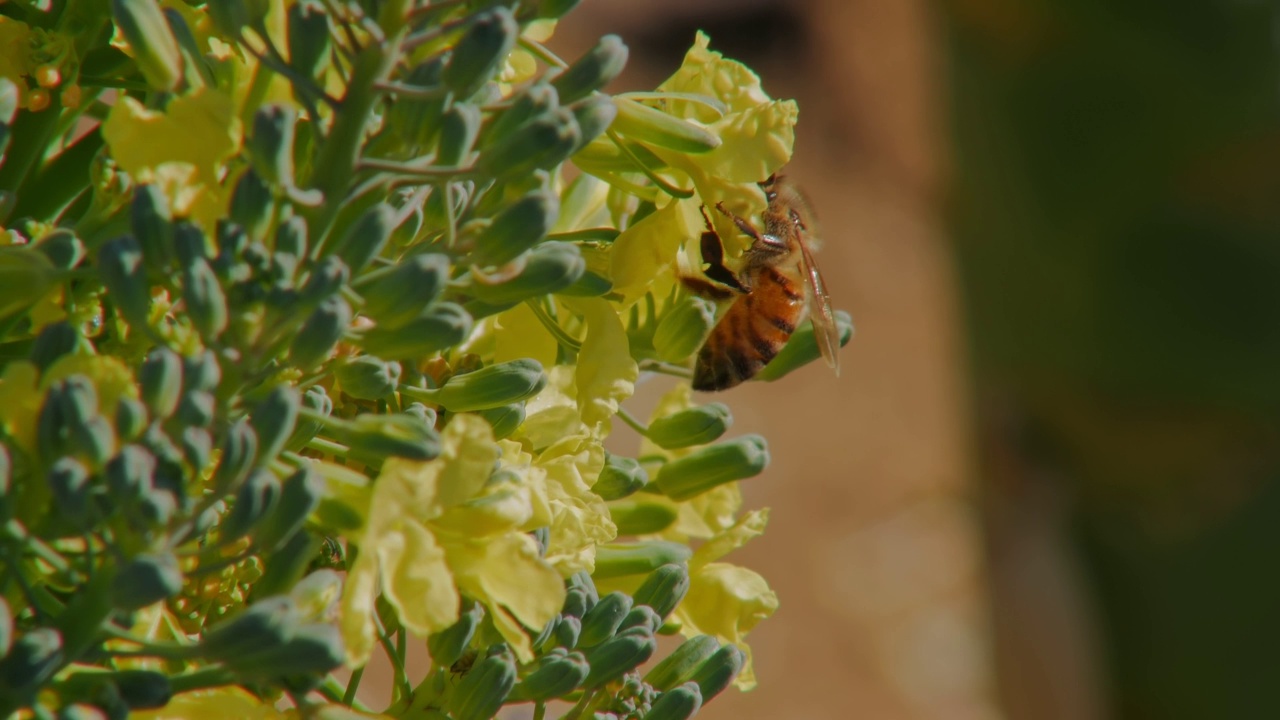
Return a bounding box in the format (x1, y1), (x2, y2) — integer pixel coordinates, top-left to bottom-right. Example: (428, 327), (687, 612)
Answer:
(566, 298), (637, 430)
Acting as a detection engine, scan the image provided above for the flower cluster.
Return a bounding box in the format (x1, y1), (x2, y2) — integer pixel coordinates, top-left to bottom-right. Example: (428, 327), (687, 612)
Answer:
(0, 1), (850, 718)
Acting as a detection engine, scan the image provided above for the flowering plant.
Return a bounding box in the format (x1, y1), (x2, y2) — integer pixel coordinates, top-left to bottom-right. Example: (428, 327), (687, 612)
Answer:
(0, 1), (851, 718)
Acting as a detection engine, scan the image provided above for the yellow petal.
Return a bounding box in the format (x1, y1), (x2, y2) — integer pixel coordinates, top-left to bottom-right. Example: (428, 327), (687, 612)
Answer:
(43, 353), (138, 419)
(520, 365), (586, 451)
(131, 687), (296, 719)
(676, 562), (779, 691)
(0, 361), (43, 454)
(537, 436), (616, 575)
(607, 199), (701, 306)
(658, 31), (773, 120)
(566, 298), (637, 430)
(338, 544), (381, 668)
(494, 303), (558, 369)
(378, 520), (460, 638)
(690, 508), (769, 567)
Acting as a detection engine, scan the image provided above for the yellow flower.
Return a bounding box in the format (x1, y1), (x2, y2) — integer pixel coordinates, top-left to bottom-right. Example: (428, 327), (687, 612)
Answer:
(339, 415), (565, 666)
(131, 687), (296, 720)
(0, 361), (42, 454)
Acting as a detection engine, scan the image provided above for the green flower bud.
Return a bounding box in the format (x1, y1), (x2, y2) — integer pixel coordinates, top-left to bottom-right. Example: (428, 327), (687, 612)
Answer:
(131, 184), (174, 273)
(386, 59), (447, 150)
(509, 650), (590, 702)
(359, 302), (473, 360)
(427, 600), (483, 667)
(482, 83), (558, 148)
(470, 241), (585, 306)
(285, 385), (331, 452)
(111, 552), (183, 611)
(554, 615), (582, 649)
(175, 390), (215, 428)
(30, 321), (81, 372)
(229, 169), (274, 243)
(569, 95), (618, 151)
(0, 627), (62, 691)
(607, 496), (678, 535)
(182, 427), (213, 475)
(251, 529), (321, 600)
(594, 453), (648, 501)
(584, 627), (657, 688)
(563, 587), (591, 618)
(442, 9), (518, 100)
(653, 296), (715, 364)
(324, 203), (394, 274)
(642, 681), (702, 720)
(206, 0), (251, 38)
(570, 570), (600, 605)
(755, 309), (854, 382)
(475, 402), (525, 441)
(437, 102), (482, 167)
(48, 457), (92, 523)
(290, 297), (351, 370)
(646, 403), (732, 450)
(171, 221), (209, 272)
(334, 356), (401, 401)
(211, 420), (258, 494)
(407, 358), (546, 413)
(253, 466), (322, 552)
(612, 98), (720, 154)
(111, 0), (183, 91)
(355, 253), (449, 329)
(593, 542), (693, 580)
(97, 236), (152, 333)
(653, 435), (768, 501)
(105, 445), (156, 500)
(181, 257), (228, 340)
(578, 592), (632, 648)
(688, 644), (745, 702)
(250, 386), (300, 467)
(113, 669), (171, 710)
(644, 635), (719, 692)
(551, 35), (628, 105)
(164, 7), (215, 88)
(69, 415), (117, 469)
(200, 596), (300, 663)
(138, 348), (182, 420)
(336, 413), (441, 464)
(632, 564), (689, 621)
(226, 622), (345, 679)
(35, 229), (86, 270)
(446, 647), (517, 720)
(183, 349), (222, 392)
(619, 605), (662, 635)
(471, 190), (559, 268)
(115, 397), (148, 442)
(0, 597), (11, 657)
(477, 109), (581, 181)
(274, 214), (308, 261)
(296, 256), (350, 313)
(247, 106), (296, 187)
(287, 1), (330, 79)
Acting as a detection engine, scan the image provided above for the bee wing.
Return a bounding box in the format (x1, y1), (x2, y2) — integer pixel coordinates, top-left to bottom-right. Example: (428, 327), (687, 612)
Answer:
(798, 237), (840, 373)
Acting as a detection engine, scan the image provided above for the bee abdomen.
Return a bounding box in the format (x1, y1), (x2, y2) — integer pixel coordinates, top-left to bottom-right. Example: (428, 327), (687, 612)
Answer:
(692, 284), (802, 391)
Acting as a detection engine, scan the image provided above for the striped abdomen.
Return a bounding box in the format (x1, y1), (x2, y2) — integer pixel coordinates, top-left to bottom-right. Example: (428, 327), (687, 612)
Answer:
(692, 266), (805, 391)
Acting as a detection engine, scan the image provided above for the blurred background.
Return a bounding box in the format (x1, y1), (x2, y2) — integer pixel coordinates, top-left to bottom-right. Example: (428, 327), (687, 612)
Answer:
(551, 1), (1280, 718)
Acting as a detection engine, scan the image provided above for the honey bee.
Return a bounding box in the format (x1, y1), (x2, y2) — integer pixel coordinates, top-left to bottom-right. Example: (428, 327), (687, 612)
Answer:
(687, 175), (839, 392)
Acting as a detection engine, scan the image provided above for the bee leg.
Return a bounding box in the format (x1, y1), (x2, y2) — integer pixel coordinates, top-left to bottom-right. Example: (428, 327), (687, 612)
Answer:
(713, 202), (788, 255)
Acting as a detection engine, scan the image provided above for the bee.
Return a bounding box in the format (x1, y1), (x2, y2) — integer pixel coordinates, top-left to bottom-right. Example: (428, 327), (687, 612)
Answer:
(687, 175), (840, 392)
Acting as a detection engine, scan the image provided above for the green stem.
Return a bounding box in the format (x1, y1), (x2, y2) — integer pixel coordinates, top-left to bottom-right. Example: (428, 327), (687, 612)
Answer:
(519, 36), (568, 69)
(638, 360), (694, 379)
(344, 666), (365, 705)
(526, 299), (582, 353)
(533, 701), (547, 720)
(615, 406), (650, 437)
(167, 666), (238, 694)
(606, 129), (694, 199)
(0, 104), (62, 197)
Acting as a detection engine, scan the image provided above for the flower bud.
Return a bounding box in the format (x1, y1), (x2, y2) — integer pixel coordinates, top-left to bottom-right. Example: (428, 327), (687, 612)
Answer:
(250, 385), (300, 467)
(632, 564), (690, 621)
(482, 83), (558, 148)
(131, 184), (174, 273)
(355, 253), (449, 329)
(296, 255), (350, 311)
(48, 457), (92, 523)
(112, 551), (183, 611)
(107, 396), (146, 445)
(437, 102), (482, 167)
(0, 597), (11, 658)
(253, 466), (323, 552)
(578, 592), (632, 648)
(644, 635), (719, 691)
(570, 570), (600, 605)
(287, 1), (330, 79)
(407, 358), (546, 413)
(211, 419), (258, 494)
(584, 627), (656, 688)
(442, 9), (518, 100)
(612, 98), (720, 154)
(182, 427), (213, 475)
(607, 496), (678, 535)
(111, 0), (183, 91)
(0, 627), (62, 691)
(562, 586), (592, 618)
(290, 297), (351, 370)
(551, 35), (628, 105)
(175, 390), (216, 428)
(594, 453), (648, 501)
(653, 296), (715, 363)
(139, 349), (182, 421)
(755, 309), (854, 382)
(324, 203), (394, 274)
(445, 647), (517, 720)
(285, 385), (331, 452)
(181, 257), (228, 340)
(618, 605), (662, 635)
(182, 350), (221, 392)
(593, 542), (693, 580)
(477, 109), (581, 181)
(470, 241), (585, 306)
(427, 600), (483, 667)
(642, 681), (702, 720)
(274, 215), (308, 262)
(569, 95), (618, 151)
(356, 298), (472, 358)
(97, 236), (151, 333)
(104, 444), (156, 500)
(688, 644), (745, 702)
(250, 530), (321, 600)
(554, 615), (582, 649)
(471, 190), (559, 268)
(29, 321), (79, 372)
(206, 0), (251, 38)
(229, 169), (274, 242)
(509, 650), (590, 702)
(200, 596), (300, 663)
(247, 106), (296, 187)
(336, 413), (441, 464)
(476, 402), (525, 440)
(226, 622), (345, 679)
(334, 356), (401, 401)
(36, 228), (86, 270)
(646, 403), (731, 450)
(164, 7), (214, 88)
(68, 415), (117, 469)
(654, 435), (769, 501)
(113, 669), (171, 710)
